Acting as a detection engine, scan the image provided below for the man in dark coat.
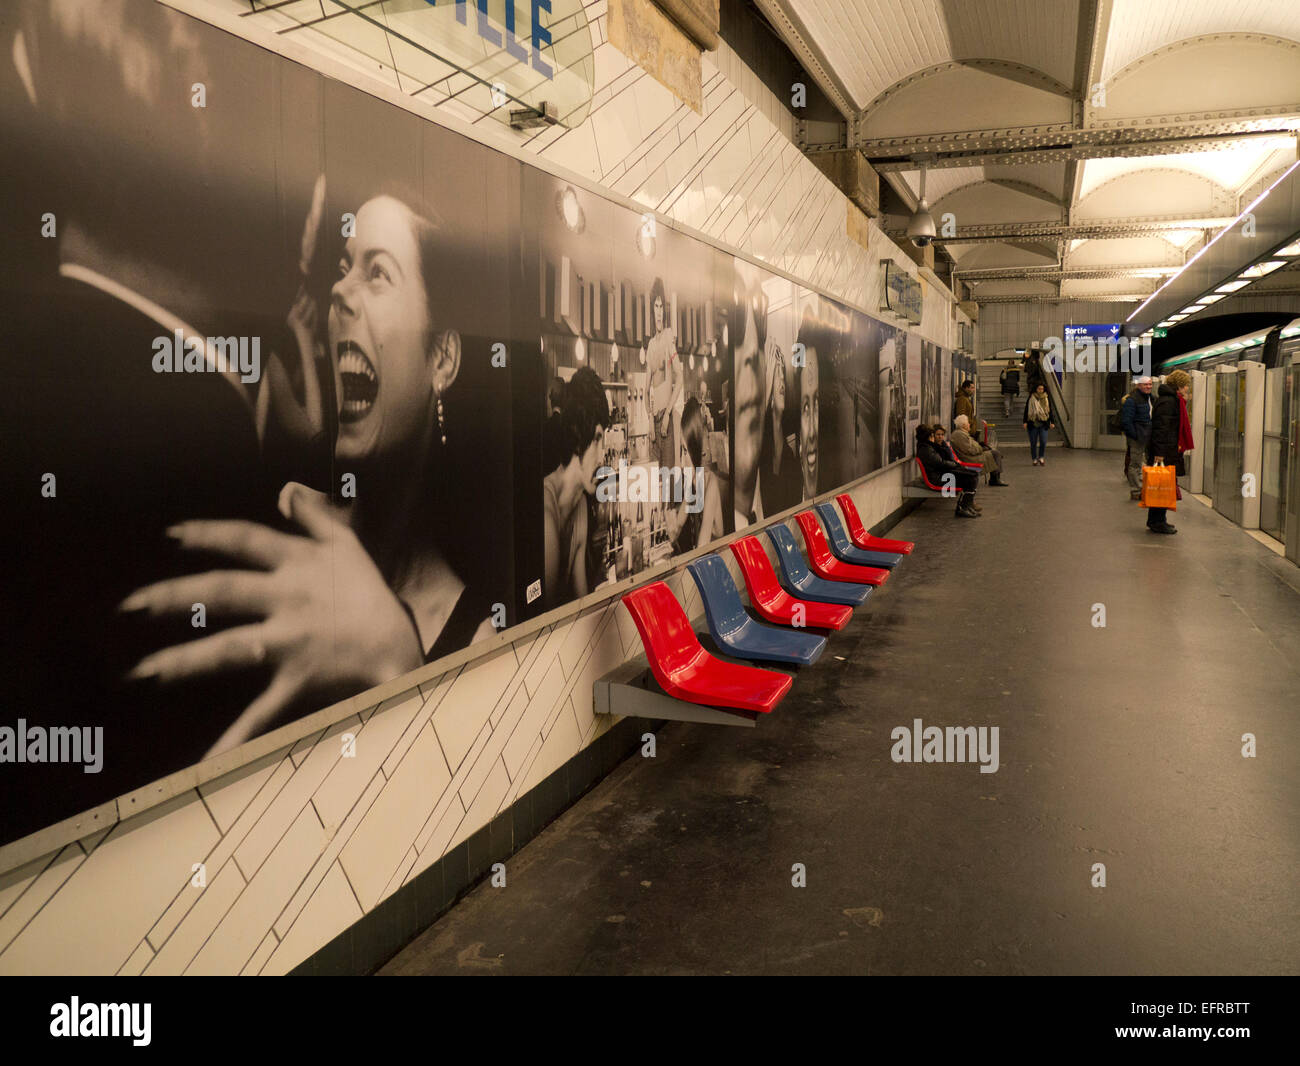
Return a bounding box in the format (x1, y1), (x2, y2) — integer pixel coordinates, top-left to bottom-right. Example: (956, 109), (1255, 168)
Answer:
(999, 360), (1020, 419)
(1144, 371), (1191, 534)
(954, 379), (977, 432)
(1120, 376), (1154, 499)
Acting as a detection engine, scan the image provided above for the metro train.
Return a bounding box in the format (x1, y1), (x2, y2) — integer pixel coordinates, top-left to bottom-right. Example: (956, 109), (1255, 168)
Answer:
(1157, 316), (1300, 375)
(1156, 315), (1300, 564)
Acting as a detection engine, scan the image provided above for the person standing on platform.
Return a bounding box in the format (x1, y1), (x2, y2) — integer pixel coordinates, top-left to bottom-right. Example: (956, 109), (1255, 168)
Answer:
(1023, 383), (1054, 465)
(1144, 370), (1194, 535)
(1120, 376), (1154, 500)
(954, 379), (977, 434)
(999, 359), (1020, 419)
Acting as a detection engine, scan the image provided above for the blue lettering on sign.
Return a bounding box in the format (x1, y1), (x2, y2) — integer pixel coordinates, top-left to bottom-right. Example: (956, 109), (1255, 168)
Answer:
(531, 0), (553, 78)
(424, 0), (554, 80)
(1064, 323), (1122, 340)
(504, 0), (529, 61)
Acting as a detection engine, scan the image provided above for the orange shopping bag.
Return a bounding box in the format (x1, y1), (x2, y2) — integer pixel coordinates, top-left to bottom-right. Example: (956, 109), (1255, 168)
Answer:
(1141, 461), (1177, 510)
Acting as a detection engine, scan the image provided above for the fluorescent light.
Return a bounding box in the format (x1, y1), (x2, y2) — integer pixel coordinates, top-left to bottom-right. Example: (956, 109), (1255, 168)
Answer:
(1275, 239), (1300, 256)
(1157, 319), (1175, 328)
(1239, 260), (1285, 279)
(1126, 158), (1300, 322)
(1168, 314), (1187, 321)
(1181, 305), (1206, 314)
(1199, 293), (1226, 304)
(1216, 279), (1249, 293)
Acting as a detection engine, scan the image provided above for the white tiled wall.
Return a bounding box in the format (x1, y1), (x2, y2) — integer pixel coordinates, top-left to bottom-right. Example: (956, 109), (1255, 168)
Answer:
(0, 0), (933, 975)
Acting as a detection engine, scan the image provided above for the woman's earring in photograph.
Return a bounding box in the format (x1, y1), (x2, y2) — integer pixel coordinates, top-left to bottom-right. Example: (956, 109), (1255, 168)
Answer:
(436, 390), (447, 445)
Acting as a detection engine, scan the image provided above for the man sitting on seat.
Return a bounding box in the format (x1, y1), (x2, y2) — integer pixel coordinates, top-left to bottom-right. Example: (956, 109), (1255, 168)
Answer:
(952, 414), (1008, 486)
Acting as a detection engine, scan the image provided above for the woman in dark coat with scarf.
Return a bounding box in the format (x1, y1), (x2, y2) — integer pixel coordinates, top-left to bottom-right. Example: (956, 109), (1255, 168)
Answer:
(917, 424), (980, 518)
(1145, 369), (1194, 534)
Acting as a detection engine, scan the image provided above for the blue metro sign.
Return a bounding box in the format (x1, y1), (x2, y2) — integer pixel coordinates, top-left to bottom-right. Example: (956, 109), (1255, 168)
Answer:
(1063, 323), (1122, 341)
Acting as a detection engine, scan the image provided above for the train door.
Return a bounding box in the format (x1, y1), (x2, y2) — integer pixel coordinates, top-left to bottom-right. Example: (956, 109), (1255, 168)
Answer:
(1213, 369), (1244, 524)
(1286, 360), (1300, 565)
(1261, 364), (1288, 542)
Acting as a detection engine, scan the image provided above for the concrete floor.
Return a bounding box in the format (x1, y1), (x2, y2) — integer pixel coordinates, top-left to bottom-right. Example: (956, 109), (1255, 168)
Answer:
(382, 449), (1300, 976)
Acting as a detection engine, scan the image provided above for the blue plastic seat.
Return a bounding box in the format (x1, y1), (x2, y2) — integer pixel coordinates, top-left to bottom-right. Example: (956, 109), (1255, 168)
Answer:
(814, 502), (903, 569)
(764, 525), (872, 607)
(686, 555), (827, 666)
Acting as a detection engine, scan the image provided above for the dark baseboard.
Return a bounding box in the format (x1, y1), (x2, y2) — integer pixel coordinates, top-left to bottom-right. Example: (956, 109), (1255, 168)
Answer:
(869, 497), (923, 535)
(290, 715), (656, 976)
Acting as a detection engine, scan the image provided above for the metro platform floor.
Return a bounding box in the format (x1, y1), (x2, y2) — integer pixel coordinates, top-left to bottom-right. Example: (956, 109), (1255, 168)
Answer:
(382, 449), (1300, 976)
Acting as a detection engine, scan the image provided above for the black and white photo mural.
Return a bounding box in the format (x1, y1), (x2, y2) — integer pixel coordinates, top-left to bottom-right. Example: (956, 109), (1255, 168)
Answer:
(0, 0), (947, 850)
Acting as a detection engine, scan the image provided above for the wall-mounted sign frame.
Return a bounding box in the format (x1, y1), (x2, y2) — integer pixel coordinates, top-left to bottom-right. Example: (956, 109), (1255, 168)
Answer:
(880, 259), (922, 325)
(255, 0), (597, 129)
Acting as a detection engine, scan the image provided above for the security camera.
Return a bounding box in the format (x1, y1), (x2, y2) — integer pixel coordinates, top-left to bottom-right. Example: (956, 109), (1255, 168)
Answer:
(907, 206), (936, 247)
(906, 162), (937, 248)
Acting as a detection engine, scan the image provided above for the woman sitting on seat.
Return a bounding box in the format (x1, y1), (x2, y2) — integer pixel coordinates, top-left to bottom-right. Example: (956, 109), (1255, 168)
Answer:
(917, 424), (979, 518)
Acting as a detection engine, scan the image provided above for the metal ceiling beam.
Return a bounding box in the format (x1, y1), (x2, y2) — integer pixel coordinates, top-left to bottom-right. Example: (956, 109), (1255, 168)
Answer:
(975, 293), (1149, 303)
(964, 266), (1177, 281)
(752, 0), (857, 120)
(886, 217), (1235, 243)
(863, 120), (1300, 171)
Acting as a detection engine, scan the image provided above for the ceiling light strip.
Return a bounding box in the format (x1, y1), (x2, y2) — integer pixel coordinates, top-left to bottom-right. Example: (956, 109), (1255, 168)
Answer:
(1126, 158), (1300, 323)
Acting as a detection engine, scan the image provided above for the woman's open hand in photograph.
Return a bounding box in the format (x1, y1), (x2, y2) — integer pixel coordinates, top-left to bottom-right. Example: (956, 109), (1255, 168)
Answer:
(120, 482), (424, 757)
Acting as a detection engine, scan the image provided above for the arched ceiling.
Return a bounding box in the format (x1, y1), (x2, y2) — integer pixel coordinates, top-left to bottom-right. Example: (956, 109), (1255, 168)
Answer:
(756, 0), (1300, 306)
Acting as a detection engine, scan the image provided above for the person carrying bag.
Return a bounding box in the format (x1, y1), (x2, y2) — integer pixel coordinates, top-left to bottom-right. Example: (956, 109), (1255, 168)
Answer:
(1141, 459), (1177, 510)
(1143, 370), (1193, 535)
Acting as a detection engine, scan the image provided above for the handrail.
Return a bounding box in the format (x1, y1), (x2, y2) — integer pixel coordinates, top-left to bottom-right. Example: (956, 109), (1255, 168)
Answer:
(1031, 353), (1074, 446)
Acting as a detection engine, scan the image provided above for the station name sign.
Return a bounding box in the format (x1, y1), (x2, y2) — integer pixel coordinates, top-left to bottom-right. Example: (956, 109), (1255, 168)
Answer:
(1063, 323), (1121, 341)
(880, 259), (922, 325)
(280, 0), (596, 128)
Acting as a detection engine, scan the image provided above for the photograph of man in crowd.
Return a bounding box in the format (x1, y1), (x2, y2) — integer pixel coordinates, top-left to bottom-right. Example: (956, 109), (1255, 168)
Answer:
(538, 180), (729, 609)
(877, 323), (907, 465)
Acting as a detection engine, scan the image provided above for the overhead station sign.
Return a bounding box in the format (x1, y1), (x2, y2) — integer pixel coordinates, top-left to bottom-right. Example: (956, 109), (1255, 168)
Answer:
(269, 0), (596, 128)
(1064, 323), (1122, 341)
(880, 259), (922, 325)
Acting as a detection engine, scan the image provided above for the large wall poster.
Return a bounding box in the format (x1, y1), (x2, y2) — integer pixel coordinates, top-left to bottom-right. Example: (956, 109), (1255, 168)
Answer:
(0, 0), (951, 850)
(732, 257), (789, 527)
(904, 332), (923, 455)
(877, 321), (906, 467)
(532, 173), (731, 610)
(919, 340), (942, 430)
(940, 348), (954, 434)
(1, 0), (520, 846)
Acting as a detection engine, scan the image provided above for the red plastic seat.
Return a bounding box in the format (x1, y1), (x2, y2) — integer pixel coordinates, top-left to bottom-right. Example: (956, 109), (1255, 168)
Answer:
(943, 442), (982, 470)
(914, 456), (952, 492)
(621, 581), (791, 715)
(794, 512), (889, 586)
(835, 494), (913, 554)
(729, 536), (853, 630)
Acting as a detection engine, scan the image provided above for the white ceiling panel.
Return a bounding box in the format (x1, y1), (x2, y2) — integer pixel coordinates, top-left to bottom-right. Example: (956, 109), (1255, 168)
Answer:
(1078, 145), (1288, 200)
(785, 0), (952, 111)
(1101, 0), (1300, 83)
